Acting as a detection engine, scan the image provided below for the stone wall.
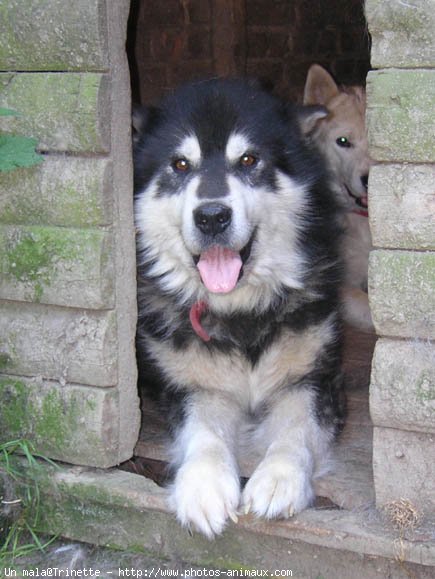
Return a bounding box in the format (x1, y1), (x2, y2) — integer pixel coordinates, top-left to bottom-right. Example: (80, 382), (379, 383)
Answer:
(0, 0), (140, 468)
(365, 0), (435, 516)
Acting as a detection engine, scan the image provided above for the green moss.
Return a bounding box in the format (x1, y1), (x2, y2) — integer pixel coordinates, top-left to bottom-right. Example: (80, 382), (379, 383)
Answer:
(0, 334), (17, 372)
(34, 390), (102, 458)
(36, 493), (133, 541)
(33, 390), (76, 447)
(60, 481), (137, 510)
(0, 378), (29, 438)
(416, 372), (435, 402)
(6, 230), (59, 275)
(2, 227), (78, 302)
(0, 378), (99, 458)
(0, 351), (12, 370)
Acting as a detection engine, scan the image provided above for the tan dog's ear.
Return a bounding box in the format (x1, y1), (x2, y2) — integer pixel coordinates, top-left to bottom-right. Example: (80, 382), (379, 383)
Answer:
(303, 64), (339, 106)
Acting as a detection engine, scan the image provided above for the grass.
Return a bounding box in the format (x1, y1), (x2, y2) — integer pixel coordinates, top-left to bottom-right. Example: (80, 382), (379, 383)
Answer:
(0, 439), (58, 564)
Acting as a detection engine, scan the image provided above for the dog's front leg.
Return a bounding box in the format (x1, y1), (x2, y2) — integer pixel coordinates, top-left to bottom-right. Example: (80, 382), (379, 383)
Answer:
(242, 388), (332, 519)
(169, 390), (241, 538)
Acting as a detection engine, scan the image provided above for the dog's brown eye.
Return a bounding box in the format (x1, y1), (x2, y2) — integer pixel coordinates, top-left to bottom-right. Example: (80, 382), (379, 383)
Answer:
(336, 137), (352, 148)
(240, 153), (258, 167)
(172, 158), (190, 172)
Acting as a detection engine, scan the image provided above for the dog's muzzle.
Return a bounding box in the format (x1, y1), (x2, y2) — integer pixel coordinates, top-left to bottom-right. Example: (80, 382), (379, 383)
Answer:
(191, 202), (255, 294)
(193, 203), (232, 237)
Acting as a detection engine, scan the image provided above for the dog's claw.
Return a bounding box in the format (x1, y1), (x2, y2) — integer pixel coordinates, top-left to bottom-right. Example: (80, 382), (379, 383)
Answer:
(228, 510), (239, 524)
(288, 506), (295, 518)
(243, 501), (252, 516)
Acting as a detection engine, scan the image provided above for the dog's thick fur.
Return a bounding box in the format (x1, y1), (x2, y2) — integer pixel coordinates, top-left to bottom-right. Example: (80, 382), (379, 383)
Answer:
(134, 79), (346, 538)
(303, 64), (373, 330)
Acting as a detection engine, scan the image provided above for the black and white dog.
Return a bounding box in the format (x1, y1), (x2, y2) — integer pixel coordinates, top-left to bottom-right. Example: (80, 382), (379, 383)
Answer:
(134, 79), (345, 538)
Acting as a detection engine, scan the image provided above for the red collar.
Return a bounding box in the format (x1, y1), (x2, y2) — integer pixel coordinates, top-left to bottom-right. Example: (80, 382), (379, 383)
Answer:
(189, 301), (211, 341)
(352, 208), (369, 218)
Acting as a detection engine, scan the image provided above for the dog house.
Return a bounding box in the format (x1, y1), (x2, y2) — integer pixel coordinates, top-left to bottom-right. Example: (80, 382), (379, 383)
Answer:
(0, 0), (434, 575)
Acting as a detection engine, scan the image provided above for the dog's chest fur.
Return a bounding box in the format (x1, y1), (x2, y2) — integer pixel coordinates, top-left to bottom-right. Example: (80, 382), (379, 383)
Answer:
(145, 314), (334, 411)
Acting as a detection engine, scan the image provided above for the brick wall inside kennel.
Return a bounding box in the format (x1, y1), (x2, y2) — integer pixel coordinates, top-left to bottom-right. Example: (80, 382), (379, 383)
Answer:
(128, 0), (370, 104)
(0, 0), (434, 518)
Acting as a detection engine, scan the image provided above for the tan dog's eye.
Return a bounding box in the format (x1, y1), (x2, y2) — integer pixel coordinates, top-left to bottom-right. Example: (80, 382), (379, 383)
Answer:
(336, 137), (352, 148)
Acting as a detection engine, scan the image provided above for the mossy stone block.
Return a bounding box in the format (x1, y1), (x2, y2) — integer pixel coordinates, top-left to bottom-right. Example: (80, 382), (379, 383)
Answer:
(0, 73), (110, 153)
(0, 225), (114, 308)
(365, 0), (435, 68)
(0, 157), (113, 227)
(370, 339), (435, 434)
(366, 0), (435, 68)
(369, 164), (435, 250)
(0, 376), (121, 467)
(367, 70), (435, 162)
(0, 0), (108, 71)
(369, 250), (435, 339)
(0, 302), (117, 386)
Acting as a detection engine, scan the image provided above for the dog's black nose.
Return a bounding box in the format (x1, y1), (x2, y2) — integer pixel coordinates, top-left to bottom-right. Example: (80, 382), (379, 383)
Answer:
(194, 203), (232, 236)
(361, 175), (369, 190)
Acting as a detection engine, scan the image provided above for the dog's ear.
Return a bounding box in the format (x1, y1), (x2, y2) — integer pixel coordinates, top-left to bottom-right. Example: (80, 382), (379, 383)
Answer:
(132, 105), (162, 144)
(303, 64), (340, 106)
(297, 105), (328, 135)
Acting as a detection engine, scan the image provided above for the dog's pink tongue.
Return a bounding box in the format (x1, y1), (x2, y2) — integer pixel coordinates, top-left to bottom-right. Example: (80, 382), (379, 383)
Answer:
(197, 246), (242, 293)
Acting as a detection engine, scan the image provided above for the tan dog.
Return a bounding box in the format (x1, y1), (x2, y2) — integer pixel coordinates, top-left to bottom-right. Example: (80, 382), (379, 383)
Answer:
(303, 64), (373, 331)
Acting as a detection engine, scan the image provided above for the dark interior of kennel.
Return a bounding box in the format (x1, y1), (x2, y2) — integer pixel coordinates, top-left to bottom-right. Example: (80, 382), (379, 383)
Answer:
(123, 0), (375, 510)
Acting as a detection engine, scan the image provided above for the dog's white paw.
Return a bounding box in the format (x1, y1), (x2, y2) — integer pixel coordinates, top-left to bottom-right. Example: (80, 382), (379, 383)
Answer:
(170, 458), (240, 539)
(242, 457), (314, 519)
